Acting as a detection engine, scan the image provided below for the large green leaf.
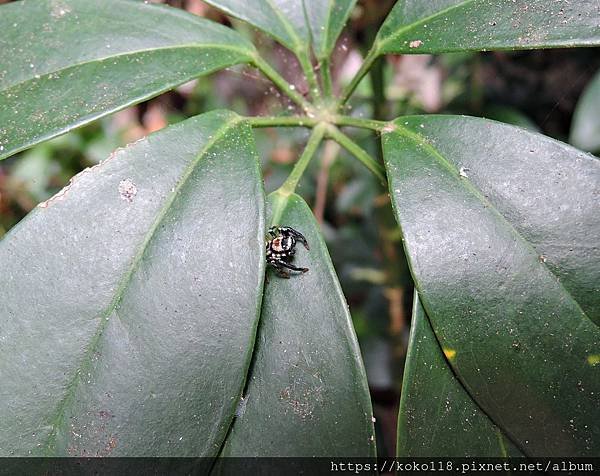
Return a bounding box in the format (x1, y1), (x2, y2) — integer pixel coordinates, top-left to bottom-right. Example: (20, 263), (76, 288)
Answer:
(570, 68), (600, 153)
(216, 192), (375, 459)
(0, 110), (265, 456)
(0, 0), (256, 161)
(383, 115), (600, 456)
(203, 0), (355, 58)
(375, 0), (600, 55)
(398, 291), (523, 457)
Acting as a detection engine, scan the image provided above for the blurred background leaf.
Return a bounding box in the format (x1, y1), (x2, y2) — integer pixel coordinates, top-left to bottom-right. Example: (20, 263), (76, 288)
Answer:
(570, 68), (600, 153)
(1, 0), (599, 457)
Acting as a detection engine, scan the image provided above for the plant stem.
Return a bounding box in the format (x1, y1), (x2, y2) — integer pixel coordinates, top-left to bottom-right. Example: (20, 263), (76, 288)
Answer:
(252, 54), (314, 113)
(369, 54), (388, 121)
(333, 115), (388, 131)
(313, 140), (340, 223)
(326, 126), (386, 185)
(269, 192), (290, 228)
(297, 48), (322, 102)
(320, 57), (334, 97)
(247, 114), (390, 133)
(277, 124), (327, 197)
(247, 116), (318, 128)
(338, 47), (380, 106)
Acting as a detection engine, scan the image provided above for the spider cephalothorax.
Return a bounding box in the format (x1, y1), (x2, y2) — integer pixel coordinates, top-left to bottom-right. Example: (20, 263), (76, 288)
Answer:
(266, 226), (309, 278)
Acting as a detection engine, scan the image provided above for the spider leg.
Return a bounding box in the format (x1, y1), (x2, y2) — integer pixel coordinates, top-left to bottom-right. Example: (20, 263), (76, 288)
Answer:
(278, 261), (309, 273)
(269, 261), (290, 279)
(289, 229), (309, 250)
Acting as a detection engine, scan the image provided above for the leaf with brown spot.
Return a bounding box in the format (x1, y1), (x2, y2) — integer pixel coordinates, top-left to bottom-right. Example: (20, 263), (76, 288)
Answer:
(375, 0), (600, 55)
(0, 110), (265, 456)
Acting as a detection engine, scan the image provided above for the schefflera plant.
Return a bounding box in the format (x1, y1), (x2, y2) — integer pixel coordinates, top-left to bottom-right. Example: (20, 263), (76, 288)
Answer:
(0, 0), (599, 461)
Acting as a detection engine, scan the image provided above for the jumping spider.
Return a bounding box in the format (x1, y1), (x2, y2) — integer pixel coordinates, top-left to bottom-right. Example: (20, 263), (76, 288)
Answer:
(266, 226), (309, 278)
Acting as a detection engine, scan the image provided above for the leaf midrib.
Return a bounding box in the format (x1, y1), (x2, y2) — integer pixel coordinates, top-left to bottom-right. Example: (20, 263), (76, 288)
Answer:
(43, 115), (241, 454)
(422, 296), (528, 456)
(388, 120), (593, 325)
(263, 0), (305, 50)
(1, 43), (252, 92)
(398, 294), (526, 456)
(299, 0), (338, 72)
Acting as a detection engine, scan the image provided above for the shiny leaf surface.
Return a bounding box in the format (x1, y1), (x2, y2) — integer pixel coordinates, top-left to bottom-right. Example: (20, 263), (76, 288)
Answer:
(0, 0), (255, 160)
(0, 110), (265, 456)
(383, 115), (600, 456)
(375, 0), (600, 55)
(216, 192), (376, 458)
(398, 291), (523, 457)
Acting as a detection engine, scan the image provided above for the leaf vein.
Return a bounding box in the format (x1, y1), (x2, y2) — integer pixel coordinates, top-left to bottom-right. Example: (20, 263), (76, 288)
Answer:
(1, 43), (252, 92)
(43, 115), (242, 454)
(391, 122), (592, 324)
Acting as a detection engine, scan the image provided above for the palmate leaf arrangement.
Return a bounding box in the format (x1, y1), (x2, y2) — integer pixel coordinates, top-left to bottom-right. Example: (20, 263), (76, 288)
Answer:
(0, 0), (599, 460)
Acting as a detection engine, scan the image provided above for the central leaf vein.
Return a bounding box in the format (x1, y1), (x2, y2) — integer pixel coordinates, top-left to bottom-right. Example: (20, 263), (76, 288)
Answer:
(43, 116), (241, 454)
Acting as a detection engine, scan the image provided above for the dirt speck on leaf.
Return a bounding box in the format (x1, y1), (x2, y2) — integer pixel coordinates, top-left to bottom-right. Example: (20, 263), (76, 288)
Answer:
(280, 384), (323, 420)
(50, 0), (71, 18)
(103, 435), (118, 455)
(118, 179), (137, 203)
(382, 123), (397, 134)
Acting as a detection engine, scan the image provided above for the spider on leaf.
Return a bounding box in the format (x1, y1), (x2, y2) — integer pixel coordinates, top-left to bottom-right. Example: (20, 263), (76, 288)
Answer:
(266, 226), (309, 278)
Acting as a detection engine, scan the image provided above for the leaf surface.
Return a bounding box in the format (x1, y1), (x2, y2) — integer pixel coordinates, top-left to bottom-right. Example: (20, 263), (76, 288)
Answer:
(375, 0), (600, 55)
(570, 68), (600, 153)
(203, 0), (355, 58)
(398, 291), (523, 457)
(0, 0), (255, 160)
(0, 110), (265, 456)
(383, 115), (600, 456)
(304, 0), (357, 59)
(216, 192), (375, 458)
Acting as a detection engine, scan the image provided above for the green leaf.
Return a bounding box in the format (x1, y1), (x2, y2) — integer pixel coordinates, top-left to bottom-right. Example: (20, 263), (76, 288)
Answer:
(0, 110), (265, 456)
(304, 1), (357, 60)
(383, 115), (600, 456)
(203, 0), (306, 52)
(570, 68), (600, 153)
(375, 0), (600, 55)
(203, 0), (355, 58)
(398, 291), (523, 457)
(216, 192), (375, 457)
(0, 0), (256, 161)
